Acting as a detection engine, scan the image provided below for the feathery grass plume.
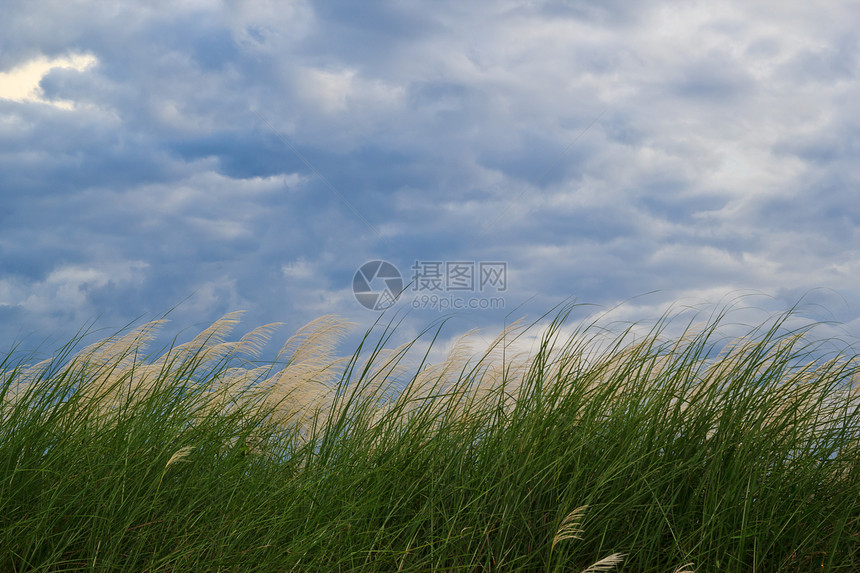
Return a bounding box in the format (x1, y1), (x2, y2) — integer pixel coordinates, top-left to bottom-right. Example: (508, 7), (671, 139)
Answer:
(277, 314), (354, 365)
(165, 445), (194, 468)
(400, 320), (534, 429)
(354, 337), (451, 446)
(71, 314), (280, 430)
(552, 506), (588, 549)
(61, 318), (169, 412)
(73, 317), (167, 372)
(12, 313), (283, 448)
(16, 356), (56, 385)
(407, 328), (481, 402)
(170, 310), (245, 362)
(0, 360), (39, 414)
(480, 319), (535, 395)
(452, 319), (535, 418)
(185, 321), (284, 420)
(150, 445), (196, 520)
(551, 506), (626, 572)
(579, 553), (626, 572)
(234, 322), (283, 358)
(4, 318), (170, 434)
(697, 327), (851, 451)
(259, 315), (355, 431)
(356, 339), (415, 401)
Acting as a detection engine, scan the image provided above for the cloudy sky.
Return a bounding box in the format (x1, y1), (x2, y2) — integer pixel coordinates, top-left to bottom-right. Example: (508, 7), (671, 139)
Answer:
(1, 0), (859, 358)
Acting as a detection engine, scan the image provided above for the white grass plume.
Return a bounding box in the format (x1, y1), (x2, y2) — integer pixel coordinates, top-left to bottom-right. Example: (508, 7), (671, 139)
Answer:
(552, 505), (626, 572)
(552, 506), (588, 549)
(257, 315), (355, 430)
(579, 553), (626, 572)
(165, 446), (194, 468)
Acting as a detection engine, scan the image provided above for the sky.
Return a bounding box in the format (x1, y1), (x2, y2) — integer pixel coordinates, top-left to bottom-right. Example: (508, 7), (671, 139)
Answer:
(1, 0), (859, 361)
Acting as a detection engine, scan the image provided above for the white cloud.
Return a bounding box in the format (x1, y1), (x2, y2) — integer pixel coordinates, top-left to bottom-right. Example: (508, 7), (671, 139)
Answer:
(281, 258), (316, 280)
(125, 170), (304, 225)
(295, 66), (406, 122)
(0, 261), (148, 314)
(0, 53), (97, 109)
(179, 275), (249, 317)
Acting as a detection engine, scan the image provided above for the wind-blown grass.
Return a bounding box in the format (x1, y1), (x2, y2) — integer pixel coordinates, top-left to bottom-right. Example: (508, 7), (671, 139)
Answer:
(0, 304), (857, 571)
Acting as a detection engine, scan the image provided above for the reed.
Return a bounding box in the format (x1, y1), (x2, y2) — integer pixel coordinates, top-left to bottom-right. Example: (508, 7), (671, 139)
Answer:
(0, 303), (857, 571)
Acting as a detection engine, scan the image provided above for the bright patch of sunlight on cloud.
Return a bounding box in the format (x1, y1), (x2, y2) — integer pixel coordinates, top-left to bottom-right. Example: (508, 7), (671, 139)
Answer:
(0, 53), (96, 109)
(0, 53), (97, 109)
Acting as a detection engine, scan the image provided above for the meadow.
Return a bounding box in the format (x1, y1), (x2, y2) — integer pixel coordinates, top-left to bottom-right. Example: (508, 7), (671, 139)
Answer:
(0, 303), (857, 572)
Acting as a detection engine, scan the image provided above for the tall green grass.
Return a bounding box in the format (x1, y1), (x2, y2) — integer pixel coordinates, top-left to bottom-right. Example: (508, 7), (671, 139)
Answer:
(0, 304), (857, 571)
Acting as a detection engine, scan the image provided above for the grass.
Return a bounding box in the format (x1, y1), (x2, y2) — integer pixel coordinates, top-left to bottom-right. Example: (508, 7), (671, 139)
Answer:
(0, 303), (858, 572)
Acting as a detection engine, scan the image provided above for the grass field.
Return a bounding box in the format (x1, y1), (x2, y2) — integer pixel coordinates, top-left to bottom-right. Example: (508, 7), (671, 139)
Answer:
(0, 304), (857, 571)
